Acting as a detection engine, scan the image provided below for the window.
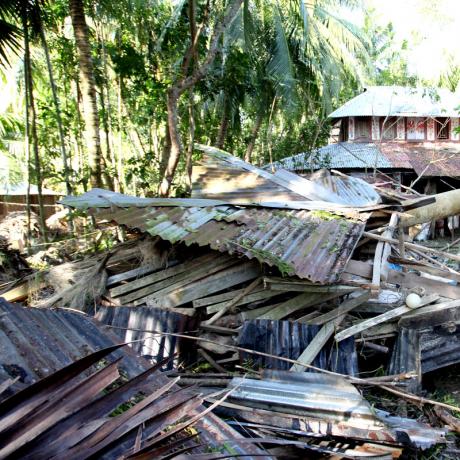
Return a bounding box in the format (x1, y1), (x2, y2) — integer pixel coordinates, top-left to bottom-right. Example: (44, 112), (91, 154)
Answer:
(381, 117), (397, 140)
(355, 117), (371, 140)
(436, 117), (449, 140)
(406, 117), (425, 140)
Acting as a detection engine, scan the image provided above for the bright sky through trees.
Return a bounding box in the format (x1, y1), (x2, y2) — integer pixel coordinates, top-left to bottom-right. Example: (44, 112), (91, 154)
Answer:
(365, 0), (460, 83)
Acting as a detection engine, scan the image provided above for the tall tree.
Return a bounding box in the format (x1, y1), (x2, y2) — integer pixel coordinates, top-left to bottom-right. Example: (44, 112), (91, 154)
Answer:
(69, 0), (103, 188)
(158, 0), (244, 196)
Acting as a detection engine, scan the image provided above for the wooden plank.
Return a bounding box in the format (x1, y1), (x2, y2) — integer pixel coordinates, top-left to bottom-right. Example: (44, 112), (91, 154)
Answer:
(296, 311), (321, 323)
(204, 290), (281, 314)
(140, 262), (260, 308)
(106, 262), (178, 287)
(399, 299), (460, 329)
(387, 270), (460, 300)
(306, 291), (371, 326)
(262, 283), (356, 295)
(258, 291), (345, 320)
(344, 259), (372, 279)
(2, 279), (44, 302)
(390, 257), (460, 283)
(335, 294), (439, 342)
(117, 256), (237, 304)
(193, 286), (259, 308)
(205, 277), (261, 325)
(291, 316), (345, 372)
(363, 231), (460, 263)
(199, 324), (238, 335)
(109, 253), (218, 297)
(241, 304), (282, 320)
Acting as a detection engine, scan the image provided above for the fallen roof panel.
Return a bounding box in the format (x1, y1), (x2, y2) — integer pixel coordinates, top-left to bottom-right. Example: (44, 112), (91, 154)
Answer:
(91, 204), (365, 284)
(0, 299), (269, 458)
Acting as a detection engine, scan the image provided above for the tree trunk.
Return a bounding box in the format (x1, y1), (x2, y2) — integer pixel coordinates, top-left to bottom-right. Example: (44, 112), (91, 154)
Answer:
(159, 0), (243, 196)
(159, 88), (181, 196)
(401, 189), (460, 227)
(185, 94), (195, 194)
(245, 111), (263, 163)
(69, 0), (103, 188)
(23, 13), (48, 243)
(216, 97), (229, 149)
(39, 25), (72, 197)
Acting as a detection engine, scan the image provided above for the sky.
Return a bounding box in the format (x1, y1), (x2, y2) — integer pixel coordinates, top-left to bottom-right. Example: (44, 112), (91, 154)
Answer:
(364, 0), (460, 83)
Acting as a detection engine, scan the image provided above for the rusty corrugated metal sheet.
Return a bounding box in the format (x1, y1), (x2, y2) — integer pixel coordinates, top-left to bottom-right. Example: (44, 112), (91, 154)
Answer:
(380, 142), (460, 177)
(0, 299), (147, 394)
(0, 299), (270, 459)
(95, 205), (364, 284)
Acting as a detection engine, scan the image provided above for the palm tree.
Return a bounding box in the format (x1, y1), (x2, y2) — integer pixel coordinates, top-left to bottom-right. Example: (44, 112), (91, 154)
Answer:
(69, 0), (103, 188)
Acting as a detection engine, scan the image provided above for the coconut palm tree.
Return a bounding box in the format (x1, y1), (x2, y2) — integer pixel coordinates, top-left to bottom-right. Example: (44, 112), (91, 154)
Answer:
(68, 0), (103, 188)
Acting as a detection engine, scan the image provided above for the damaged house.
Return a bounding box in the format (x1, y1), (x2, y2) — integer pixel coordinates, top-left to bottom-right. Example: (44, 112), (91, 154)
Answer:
(15, 146), (456, 457)
(272, 86), (460, 195)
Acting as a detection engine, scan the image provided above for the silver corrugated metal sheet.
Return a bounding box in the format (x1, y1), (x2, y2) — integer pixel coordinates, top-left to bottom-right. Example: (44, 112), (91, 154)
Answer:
(227, 371), (447, 449)
(95, 306), (194, 371)
(329, 86), (460, 118)
(229, 373), (379, 427)
(93, 205), (364, 284)
(271, 143), (394, 171)
(312, 174), (382, 207)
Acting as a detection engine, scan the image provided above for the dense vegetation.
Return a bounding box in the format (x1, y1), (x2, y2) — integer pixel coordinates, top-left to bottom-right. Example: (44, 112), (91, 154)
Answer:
(0, 0), (456, 213)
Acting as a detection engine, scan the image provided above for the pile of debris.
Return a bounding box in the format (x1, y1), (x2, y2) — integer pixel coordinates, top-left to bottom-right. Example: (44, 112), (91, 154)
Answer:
(2, 145), (460, 458)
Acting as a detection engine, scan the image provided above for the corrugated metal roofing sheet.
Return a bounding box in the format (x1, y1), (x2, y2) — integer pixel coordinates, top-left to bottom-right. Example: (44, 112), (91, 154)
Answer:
(329, 86), (460, 118)
(95, 306), (194, 371)
(271, 142), (394, 171)
(229, 372), (378, 427)
(0, 299), (148, 394)
(0, 300), (270, 458)
(238, 319), (358, 375)
(274, 141), (460, 177)
(380, 142), (460, 177)
(95, 205), (365, 284)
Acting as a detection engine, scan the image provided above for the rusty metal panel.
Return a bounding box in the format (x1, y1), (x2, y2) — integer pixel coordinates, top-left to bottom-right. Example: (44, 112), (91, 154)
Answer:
(0, 298), (147, 394)
(0, 299), (270, 459)
(95, 205), (364, 284)
(380, 142), (460, 176)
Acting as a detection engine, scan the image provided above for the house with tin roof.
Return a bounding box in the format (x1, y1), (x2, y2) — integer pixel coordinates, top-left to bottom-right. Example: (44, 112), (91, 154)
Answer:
(272, 86), (460, 193)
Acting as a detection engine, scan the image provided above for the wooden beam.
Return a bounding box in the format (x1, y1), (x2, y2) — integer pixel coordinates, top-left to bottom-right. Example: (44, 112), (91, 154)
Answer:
(334, 294), (439, 342)
(306, 291), (371, 326)
(363, 231), (460, 263)
(399, 298), (460, 329)
(140, 262), (260, 308)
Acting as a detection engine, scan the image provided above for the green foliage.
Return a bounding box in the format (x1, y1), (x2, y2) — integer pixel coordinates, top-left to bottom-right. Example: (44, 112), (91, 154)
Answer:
(0, 0), (371, 197)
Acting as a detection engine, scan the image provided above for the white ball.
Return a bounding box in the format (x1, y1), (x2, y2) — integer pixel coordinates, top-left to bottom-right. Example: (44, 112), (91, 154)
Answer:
(405, 293), (422, 309)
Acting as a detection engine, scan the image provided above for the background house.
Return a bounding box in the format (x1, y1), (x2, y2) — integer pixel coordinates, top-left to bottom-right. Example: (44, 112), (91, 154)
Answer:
(0, 183), (61, 219)
(272, 86), (460, 195)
